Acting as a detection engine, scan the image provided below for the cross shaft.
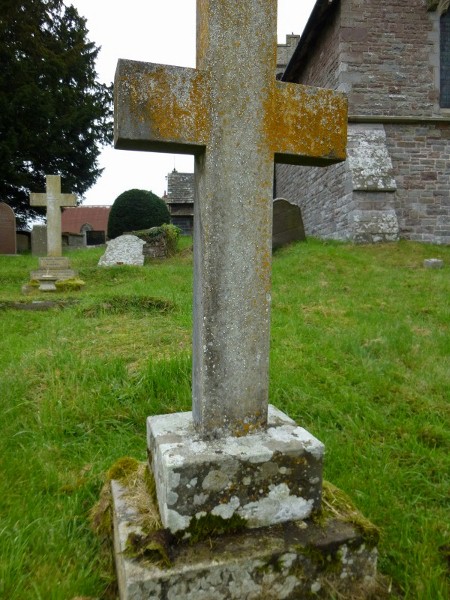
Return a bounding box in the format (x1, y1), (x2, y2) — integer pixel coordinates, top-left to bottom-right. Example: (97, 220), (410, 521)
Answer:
(114, 0), (347, 438)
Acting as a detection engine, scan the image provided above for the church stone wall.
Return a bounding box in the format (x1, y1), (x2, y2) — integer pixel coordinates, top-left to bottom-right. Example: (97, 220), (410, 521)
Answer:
(340, 0), (438, 117)
(276, 161), (352, 240)
(276, 34), (300, 78)
(295, 4), (341, 90)
(276, 0), (450, 245)
(385, 122), (450, 244)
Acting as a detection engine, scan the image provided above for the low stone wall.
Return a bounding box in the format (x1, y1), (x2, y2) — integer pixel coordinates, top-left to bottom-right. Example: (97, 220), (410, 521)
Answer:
(142, 235), (167, 259)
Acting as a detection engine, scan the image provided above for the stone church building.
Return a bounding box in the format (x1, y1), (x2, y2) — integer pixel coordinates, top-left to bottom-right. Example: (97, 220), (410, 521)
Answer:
(276, 0), (450, 244)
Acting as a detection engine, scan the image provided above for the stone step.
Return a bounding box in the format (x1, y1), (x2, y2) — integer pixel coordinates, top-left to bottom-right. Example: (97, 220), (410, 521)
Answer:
(111, 476), (381, 600)
(30, 269), (77, 281)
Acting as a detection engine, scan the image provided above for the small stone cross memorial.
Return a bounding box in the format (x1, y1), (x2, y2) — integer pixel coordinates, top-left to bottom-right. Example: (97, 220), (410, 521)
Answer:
(29, 175), (78, 284)
(30, 175), (77, 257)
(114, 0), (347, 539)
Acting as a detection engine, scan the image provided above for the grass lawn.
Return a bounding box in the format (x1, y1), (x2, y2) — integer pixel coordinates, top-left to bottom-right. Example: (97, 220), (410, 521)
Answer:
(0, 239), (448, 599)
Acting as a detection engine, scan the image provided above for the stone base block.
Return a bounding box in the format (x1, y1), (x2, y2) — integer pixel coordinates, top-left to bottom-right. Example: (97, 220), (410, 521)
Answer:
(112, 478), (380, 600)
(38, 257), (71, 269)
(30, 257), (77, 282)
(147, 406), (324, 534)
(31, 268), (77, 281)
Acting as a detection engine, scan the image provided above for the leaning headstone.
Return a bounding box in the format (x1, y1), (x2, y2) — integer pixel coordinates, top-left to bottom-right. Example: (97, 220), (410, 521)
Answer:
(110, 2), (377, 597)
(424, 258), (444, 269)
(0, 202), (17, 255)
(29, 176), (77, 282)
(31, 225), (48, 256)
(98, 235), (145, 266)
(272, 197), (306, 249)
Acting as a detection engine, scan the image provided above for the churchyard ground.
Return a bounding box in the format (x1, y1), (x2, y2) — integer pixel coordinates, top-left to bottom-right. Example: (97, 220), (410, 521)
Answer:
(0, 239), (448, 599)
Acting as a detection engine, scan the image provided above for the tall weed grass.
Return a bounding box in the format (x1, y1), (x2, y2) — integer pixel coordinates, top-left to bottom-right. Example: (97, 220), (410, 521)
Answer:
(0, 240), (448, 598)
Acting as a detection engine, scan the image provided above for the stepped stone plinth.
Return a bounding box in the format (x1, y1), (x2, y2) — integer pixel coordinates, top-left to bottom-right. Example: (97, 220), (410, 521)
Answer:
(31, 257), (77, 282)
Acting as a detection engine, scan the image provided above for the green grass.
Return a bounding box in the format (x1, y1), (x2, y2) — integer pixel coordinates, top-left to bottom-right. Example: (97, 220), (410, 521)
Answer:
(0, 239), (449, 599)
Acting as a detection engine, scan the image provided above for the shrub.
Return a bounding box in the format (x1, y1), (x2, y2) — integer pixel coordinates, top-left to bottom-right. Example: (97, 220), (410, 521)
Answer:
(107, 189), (170, 239)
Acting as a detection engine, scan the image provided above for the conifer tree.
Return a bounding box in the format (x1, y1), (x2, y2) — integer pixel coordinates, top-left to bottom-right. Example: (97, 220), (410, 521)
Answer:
(0, 0), (112, 225)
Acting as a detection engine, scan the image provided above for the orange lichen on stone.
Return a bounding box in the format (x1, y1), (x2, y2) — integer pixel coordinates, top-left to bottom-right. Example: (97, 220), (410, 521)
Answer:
(265, 82), (348, 165)
(115, 60), (211, 151)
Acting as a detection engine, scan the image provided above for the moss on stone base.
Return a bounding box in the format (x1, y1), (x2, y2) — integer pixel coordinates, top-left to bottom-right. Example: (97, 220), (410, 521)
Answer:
(314, 481), (380, 547)
(183, 512), (248, 544)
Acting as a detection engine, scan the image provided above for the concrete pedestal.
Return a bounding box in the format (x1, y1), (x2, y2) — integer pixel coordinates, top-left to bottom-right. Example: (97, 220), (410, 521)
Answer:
(147, 406), (324, 534)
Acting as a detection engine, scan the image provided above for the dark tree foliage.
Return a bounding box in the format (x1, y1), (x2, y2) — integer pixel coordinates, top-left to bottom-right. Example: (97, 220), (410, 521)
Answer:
(0, 0), (112, 226)
(108, 189), (171, 239)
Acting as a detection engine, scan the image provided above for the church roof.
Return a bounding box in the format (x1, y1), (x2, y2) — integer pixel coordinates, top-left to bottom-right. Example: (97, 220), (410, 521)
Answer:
(282, 0), (340, 83)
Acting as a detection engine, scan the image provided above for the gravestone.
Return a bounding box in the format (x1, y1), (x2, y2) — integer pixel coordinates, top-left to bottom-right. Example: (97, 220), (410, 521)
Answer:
(29, 176), (77, 282)
(111, 2), (377, 597)
(98, 235), (145, 266)
(31, 225), (48, 256)
(272, 197), (306, 249)
(0, 203), (17, 254)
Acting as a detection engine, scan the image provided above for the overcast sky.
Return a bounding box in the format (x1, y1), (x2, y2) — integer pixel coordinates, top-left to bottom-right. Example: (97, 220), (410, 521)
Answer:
(69, 0), (316, 205)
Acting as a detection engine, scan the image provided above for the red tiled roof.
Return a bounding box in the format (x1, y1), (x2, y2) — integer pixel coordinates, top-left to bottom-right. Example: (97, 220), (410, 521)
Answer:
(61, 206), (111, 234)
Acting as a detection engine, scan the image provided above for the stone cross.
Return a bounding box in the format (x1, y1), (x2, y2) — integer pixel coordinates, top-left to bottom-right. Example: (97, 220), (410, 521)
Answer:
(115, 0), (347, 439)
(30, 175), (77, 257)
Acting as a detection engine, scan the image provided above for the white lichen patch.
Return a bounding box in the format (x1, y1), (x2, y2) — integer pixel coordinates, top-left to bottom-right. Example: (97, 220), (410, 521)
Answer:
(347, 124), (397, 191)
(211, 496), (241, 519)
(165, 508), (190, 533)
(148, 407), (323, 532)
(241, 484), (314, 527)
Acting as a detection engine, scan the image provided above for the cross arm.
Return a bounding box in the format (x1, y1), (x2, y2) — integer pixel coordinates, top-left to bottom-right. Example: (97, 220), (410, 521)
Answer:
(30, 193), (76, 208)
(30, 194), (48, 208)
(114, 60), (210, 154)
(269, 82), (348, 166)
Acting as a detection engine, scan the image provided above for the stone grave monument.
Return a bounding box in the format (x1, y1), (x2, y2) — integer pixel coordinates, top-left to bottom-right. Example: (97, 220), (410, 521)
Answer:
(29, 175), (77, 286)
(31, 224), (48, 256)
(0, 202), (17, 254)
(272, 198), (306, 249)
(111, 1), (379, 597)
(0, 202), (17, 255)
(98, 234), (145, 267)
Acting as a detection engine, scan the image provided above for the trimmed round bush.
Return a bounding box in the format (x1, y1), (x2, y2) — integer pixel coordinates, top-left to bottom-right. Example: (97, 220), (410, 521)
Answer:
(107, 189), (170, 239)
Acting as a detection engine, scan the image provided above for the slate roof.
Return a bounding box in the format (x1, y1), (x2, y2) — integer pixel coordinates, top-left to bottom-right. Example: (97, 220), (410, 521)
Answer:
(283, 0), (339, 83)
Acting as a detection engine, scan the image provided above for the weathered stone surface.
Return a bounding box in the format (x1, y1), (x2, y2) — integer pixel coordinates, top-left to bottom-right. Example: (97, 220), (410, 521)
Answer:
(98, 235), (145, 267)
(0, 203), (16, 254)
(350, 209), (399, 243)
(272, 198), (306, 249)
(347, 125), (397, 192)
(114, 0), (347, 439)
(39, 257), (71, 270)
(147, 406), (324, 534)
(424, 258), (444, 268)
(30, 175), (77, 257)
(30, 256), (77, 282)
(278, 1), (450, 246)
(112, 479), (380, 600)
(31, 225), (47, 256)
